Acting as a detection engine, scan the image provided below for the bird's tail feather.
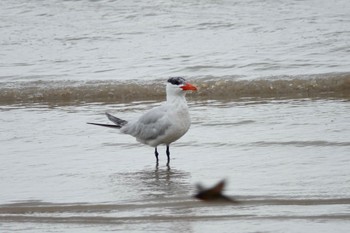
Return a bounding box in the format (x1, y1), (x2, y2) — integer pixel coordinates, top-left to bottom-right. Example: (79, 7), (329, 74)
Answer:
(105, 112), (128, 126)
(87, 122), (122, 128)
(87, 112), (127, 129)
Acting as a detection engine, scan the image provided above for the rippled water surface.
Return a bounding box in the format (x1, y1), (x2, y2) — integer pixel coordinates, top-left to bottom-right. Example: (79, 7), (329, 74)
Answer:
(1, 99), (350, 232)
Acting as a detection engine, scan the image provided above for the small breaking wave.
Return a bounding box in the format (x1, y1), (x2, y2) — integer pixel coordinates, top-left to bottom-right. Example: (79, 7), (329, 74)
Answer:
(0, 73), (349, 105)
(252, 140), (350, 147)
(1, 197), (350, 224)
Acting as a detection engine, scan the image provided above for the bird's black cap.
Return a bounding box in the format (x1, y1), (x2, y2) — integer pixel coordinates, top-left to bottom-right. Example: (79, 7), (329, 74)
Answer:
(167, 77), (186, 85)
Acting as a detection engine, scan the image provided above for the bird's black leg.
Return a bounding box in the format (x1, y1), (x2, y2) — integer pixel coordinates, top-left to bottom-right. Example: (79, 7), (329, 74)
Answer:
(166, 145), (170, 166)
(154, 147), (159, 165)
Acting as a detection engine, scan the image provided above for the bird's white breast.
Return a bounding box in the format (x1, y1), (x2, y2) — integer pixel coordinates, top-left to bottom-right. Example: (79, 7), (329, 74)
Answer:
(160, 105), (191, 145)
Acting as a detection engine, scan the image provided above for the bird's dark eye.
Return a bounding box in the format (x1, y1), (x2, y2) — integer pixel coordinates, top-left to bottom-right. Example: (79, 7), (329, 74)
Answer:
(167, 77), (186, 85)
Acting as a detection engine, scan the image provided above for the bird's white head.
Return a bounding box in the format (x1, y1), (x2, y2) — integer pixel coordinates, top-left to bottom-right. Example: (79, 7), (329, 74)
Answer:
(166, 77), (197, 98)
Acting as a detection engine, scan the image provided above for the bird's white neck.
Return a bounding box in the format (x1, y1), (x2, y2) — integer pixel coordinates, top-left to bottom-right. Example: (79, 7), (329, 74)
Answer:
(166, 92), (187, 106)
(165, 83), (188, 106)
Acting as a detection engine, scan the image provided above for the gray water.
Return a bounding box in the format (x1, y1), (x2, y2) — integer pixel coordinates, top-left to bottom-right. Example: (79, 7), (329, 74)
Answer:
(1, 0), (350, 232)
(1, 0), (350, 82)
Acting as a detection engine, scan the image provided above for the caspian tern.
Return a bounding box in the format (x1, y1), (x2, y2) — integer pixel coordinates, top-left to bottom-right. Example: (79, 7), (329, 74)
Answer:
(88, 77), (197, 166)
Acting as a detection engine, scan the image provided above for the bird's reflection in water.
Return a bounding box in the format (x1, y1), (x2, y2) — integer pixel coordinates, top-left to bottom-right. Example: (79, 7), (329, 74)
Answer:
(109, 166), (194, 233)
(109, 165), (192, 201)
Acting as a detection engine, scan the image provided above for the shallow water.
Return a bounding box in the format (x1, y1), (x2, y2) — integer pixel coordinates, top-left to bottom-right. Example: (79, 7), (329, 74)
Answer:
(1, 99), (350, 232)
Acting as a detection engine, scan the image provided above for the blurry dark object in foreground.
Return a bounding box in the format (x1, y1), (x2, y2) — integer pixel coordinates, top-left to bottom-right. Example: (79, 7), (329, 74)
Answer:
(194, 180), (237, 203)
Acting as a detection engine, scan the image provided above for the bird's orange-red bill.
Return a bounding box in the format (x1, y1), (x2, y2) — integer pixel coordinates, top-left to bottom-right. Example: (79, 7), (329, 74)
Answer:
(181, 82), (197, 91)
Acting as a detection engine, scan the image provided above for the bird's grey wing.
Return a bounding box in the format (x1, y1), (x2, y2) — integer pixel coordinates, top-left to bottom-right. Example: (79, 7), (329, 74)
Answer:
(123, 106), (171, 141)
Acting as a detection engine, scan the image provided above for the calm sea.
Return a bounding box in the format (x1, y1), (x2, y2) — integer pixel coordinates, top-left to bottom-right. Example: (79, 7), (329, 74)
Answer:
(1, 0), (350, 232)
